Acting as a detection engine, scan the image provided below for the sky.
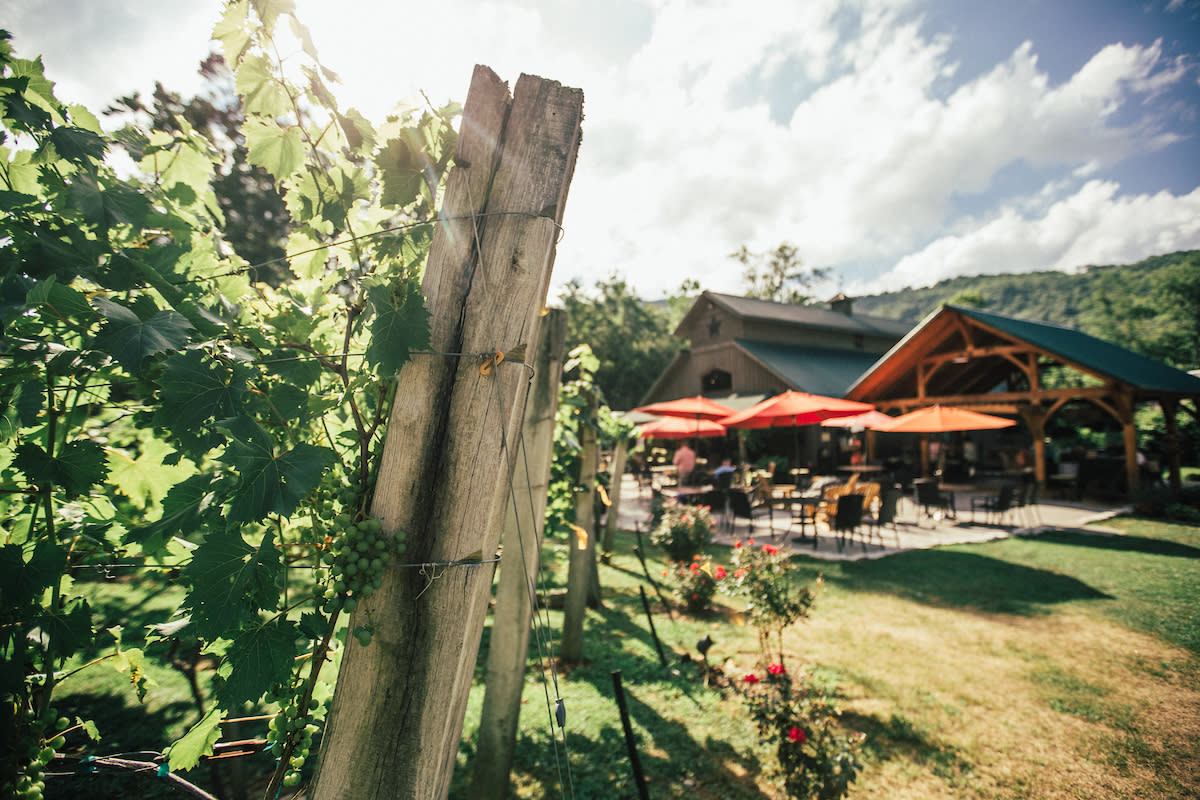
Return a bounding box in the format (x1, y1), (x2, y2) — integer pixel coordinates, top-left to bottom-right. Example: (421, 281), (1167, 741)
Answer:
(4, 0), (1200, 302)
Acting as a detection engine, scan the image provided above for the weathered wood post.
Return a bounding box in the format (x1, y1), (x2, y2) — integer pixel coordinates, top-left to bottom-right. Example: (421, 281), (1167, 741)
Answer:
(560, 392), (598, 663)
(601, 436), (629, 557)
(310, 66), (582, 800)
(469, 309), (568, 800)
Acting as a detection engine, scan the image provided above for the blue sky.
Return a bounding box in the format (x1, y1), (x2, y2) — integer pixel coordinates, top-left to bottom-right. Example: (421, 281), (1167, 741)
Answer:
(4, 0), (1199, 300)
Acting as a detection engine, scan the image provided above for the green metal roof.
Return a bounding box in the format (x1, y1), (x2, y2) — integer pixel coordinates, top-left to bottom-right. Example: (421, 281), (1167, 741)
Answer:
(736, 339), (885, 397)
(954, 305), (1200, 394)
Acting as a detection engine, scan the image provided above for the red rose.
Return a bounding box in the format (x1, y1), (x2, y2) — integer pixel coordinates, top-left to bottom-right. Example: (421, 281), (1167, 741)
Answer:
(768, 663), (785, 675)
(734, 541), (743, 549)
(743, 673), (760, 683)
(762, 544), (779, 554)
(714, 566), (726, 579)
(787, 727), (806, 743)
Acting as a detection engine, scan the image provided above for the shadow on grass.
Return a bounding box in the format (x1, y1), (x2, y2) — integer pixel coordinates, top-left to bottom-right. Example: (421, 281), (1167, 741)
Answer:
(841, 709), (973, 785)
(805, 549), (1112, 615)
(1032, 529), (1200, 559)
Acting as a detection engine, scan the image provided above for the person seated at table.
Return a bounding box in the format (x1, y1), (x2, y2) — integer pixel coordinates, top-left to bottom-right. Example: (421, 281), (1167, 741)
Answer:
(712, 456), (736, 489)
(673, 442), (696, 485)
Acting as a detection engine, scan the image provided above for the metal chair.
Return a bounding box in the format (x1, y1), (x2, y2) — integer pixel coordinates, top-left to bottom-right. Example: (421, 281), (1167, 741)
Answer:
(914, 479), (955, 522)
(865, 487), (903, 548)
(727, 487), (773, 535)
(971, 484), (1016, 526)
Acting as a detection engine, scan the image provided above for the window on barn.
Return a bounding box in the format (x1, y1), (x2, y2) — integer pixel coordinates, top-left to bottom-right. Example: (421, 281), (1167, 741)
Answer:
(702, 369), (731, 393)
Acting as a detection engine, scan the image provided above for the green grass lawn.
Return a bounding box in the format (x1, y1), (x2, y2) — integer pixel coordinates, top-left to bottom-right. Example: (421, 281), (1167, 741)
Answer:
(454, 518), (1200, 799)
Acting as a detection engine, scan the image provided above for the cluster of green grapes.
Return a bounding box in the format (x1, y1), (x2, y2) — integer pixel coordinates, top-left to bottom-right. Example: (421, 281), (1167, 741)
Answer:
(5, 710), (69, 800)
(265, 692), (321, 789)
(318, 515), (407, 625)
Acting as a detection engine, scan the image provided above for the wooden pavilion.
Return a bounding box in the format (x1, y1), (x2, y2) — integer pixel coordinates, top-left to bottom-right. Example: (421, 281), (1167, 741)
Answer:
(845, 304), (1200, 494)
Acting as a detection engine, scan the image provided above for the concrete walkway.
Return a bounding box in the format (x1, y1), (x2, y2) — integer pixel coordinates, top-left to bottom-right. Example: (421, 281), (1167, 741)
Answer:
(613, 475), (1129, 562)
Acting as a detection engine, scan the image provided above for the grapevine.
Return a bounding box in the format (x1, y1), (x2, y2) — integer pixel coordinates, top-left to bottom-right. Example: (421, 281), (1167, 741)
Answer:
(0, 0), (459, 795)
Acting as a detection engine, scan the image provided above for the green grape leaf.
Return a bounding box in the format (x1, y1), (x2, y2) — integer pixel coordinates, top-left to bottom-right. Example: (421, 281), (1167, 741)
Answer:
(106, 436), (194, 510)
(244, 118), (304, 181)
(213, 0), (252, 63)
(297, 612), (326, 641)
(183, 528), (282, 640)
(364, 279), (431, 375)
(218, 618), (297, 706)
(125, 473), (216, 553)
(35, 597), (92, 658)
(217, 416), (335, 523)
(0, 539), (66, 606)
(235, 54), (291, 117)
(27, 276), (93, 323)
(67, 103), (102, 134)
(252, 0), (296, 32)
(377, 135), (424, 208)
(14, 440), (109, 498)
(68, 171), (152, 229)
(337, 109), (375, 154)
(155, 350), (250, 432)
(283, 229), (327, 280)
(49, 126), (106, 164)
(166, 707), (222, 772)
(15, 379), (43, 427)
(265, 381), (311, 423)
(92, 298), (193, 374)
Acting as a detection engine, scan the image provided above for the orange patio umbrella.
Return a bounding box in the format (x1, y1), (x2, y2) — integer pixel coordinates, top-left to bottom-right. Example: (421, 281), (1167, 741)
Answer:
(819, 410), (896, 430)
(633, 395), (735, 420)
(636, 416), (727, 439)
(718, 391), (874, 429)
(875, 405), (1016, 433)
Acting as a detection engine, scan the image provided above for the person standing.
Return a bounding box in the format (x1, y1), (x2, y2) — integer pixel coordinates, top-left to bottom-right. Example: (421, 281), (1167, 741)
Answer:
(673, 442), (696, 485)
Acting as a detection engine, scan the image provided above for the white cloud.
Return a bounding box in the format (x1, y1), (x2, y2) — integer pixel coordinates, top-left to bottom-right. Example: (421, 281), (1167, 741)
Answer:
(2, 0), (1196, 302)
(866, 180), (1200, 291)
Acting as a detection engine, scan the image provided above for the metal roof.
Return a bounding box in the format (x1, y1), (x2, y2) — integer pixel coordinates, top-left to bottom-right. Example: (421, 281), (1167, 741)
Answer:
(683, 291), (912, 339)
(956, 305), (1200, 394)
(736, 339), (886, 397)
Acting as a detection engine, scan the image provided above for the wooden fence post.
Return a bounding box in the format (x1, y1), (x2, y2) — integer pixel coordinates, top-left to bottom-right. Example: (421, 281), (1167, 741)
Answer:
(310, 66), (582, 800)
(601, 437), (629, 557)
(468, 309), (568, 800)
(560, 392), (598, 663)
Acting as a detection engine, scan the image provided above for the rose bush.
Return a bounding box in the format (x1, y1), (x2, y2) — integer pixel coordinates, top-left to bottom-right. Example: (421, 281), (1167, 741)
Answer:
(740, 665), (864, 800)
(728, 541), (819, 666)
(651, 500), (713, 562)
(664, 555), (726, 613)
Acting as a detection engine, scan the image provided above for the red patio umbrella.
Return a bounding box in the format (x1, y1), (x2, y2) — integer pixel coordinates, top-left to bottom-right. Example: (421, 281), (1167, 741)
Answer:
(875, 405), (1015, 433)
(633, 395), (735, 420)
(636, 416), (727, 439)
(718, 391), (874, 429)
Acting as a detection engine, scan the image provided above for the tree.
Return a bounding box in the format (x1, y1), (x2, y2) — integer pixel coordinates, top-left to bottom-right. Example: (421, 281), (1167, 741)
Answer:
(730, 242), (830, 304)
(559, 274), (681, 409)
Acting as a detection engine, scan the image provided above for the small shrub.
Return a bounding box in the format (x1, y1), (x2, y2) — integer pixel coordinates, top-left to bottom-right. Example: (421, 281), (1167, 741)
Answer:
(651, 500), (713, 562)
(740, 665), (865, 800)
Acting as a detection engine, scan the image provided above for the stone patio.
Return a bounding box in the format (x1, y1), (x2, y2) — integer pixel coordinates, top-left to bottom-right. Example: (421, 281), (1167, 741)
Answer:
(612, 474), (1129, 561)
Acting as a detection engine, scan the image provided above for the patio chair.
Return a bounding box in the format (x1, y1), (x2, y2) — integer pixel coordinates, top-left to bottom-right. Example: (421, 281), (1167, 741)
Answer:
(831, 492), (866, 552)
(914, 478), (955, 522)
(728, 487), (774, 535)
(865, 486), (903, 548)
(971, 484), (1016, 526)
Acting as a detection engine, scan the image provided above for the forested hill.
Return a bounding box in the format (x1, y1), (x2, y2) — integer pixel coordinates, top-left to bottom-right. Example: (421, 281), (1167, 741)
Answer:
(852, 250), (1200, 330)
